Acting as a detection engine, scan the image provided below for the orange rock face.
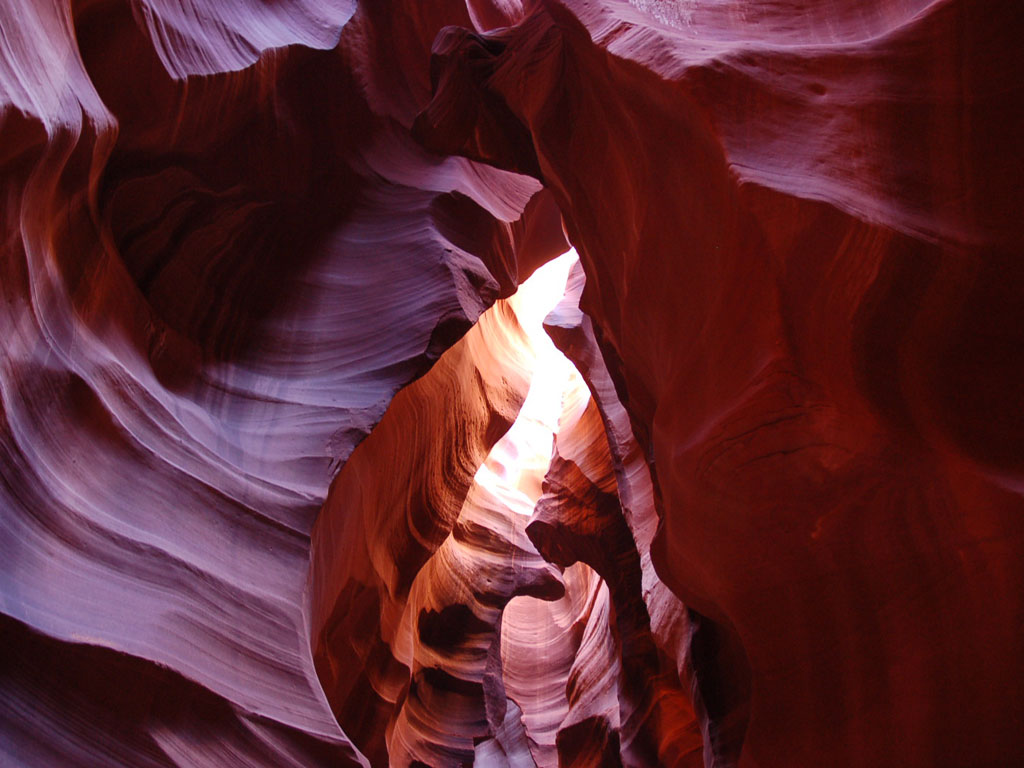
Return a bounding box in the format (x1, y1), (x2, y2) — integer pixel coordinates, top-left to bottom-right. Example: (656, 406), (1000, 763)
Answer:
(2, 0), (1022, 766)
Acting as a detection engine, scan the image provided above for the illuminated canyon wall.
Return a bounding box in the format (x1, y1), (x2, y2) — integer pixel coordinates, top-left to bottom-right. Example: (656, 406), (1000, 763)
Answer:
(1, 0), (1022, 766)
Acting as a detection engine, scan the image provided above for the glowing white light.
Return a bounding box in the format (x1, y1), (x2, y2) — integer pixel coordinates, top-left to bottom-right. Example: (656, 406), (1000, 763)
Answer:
(474, 250), (588, 512)
(507, 249), (579, 337)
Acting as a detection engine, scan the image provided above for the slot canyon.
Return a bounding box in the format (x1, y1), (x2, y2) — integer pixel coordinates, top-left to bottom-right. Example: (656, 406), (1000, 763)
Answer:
(1, 0), (1022, 766)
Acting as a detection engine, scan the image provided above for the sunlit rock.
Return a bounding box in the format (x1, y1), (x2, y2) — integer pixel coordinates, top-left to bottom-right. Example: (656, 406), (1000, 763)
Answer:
(2, 0), (1022, 766)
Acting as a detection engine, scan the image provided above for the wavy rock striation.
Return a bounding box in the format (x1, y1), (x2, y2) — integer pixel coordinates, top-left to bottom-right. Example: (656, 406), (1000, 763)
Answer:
(311, 253), (693, 766)
(1, 0), (560, 764)
(415, 2), (1024, 766)
(3, 0), (1023, 766)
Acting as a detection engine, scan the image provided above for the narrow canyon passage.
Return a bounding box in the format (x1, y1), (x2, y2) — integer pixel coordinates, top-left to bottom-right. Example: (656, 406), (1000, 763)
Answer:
(3, 0), (1022, 766)
(310, 252), (704, 766)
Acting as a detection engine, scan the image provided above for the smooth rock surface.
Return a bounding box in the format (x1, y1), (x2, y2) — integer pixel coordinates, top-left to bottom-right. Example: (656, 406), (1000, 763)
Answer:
(3, 0), (1022, 766)
(415, 2), (1024, 765)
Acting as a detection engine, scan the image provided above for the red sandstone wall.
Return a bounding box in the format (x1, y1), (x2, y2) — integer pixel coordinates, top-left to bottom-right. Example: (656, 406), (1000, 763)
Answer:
(416, 3), (1024, 765)
(2, 0), (1022, 766)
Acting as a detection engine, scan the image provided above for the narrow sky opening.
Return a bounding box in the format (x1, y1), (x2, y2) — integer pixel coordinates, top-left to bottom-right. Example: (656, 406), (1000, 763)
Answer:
(474, 249), (588, 512)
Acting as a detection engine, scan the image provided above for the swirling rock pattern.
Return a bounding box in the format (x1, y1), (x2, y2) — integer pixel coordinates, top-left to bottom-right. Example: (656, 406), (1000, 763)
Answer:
(416, 2), (1024, 766)
(3, 0), (1023, 766)
(2, 0), (554, 764)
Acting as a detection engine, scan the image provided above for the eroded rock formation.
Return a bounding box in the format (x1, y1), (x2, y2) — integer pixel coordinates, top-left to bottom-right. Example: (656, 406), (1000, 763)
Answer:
(2, 0), (1023, 766)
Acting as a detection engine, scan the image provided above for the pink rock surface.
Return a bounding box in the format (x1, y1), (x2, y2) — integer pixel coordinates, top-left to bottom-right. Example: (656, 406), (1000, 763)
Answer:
(3, 0), (1022, 765)
(1, 1), (555, 764)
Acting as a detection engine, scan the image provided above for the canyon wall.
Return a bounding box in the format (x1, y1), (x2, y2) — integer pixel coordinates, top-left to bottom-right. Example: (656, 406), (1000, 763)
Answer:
(2, 0), (1022, 766)
(415, 2), (1024, 765)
